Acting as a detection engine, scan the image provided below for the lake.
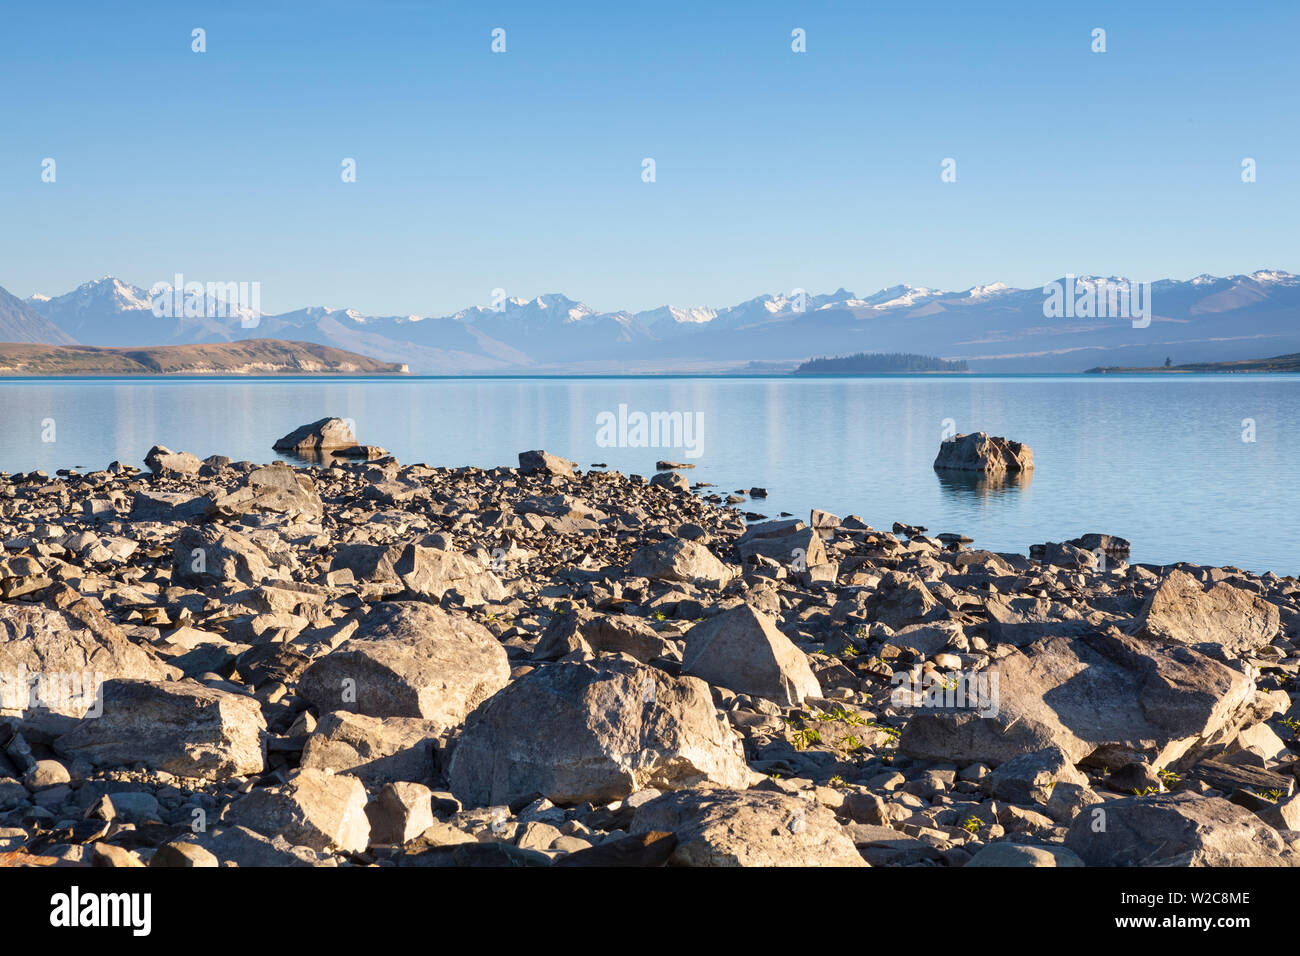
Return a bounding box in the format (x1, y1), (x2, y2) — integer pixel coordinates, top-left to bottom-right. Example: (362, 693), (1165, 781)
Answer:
(1, 374), (1296, 575)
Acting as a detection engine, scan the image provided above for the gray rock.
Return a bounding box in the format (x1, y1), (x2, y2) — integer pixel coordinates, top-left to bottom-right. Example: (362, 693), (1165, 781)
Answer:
(966, 843), (1084, 867)
(649, 471), (690, 494)
(631, 789), (866, 867)
(1133, 569), (1280, 657)
(298, 601), (509, 725)
(985, 747), (1089, 805)
(300, 711), (440, 786)
(1064, 793), (1294, 866)
(172, 525), (283, 588)
(518, 450), (577, 477)
(934, 432), (1034, 474)
(681, 604), (821, 706)
(448, 658), (751, 808)
(626, 538), (735, 590)
(144, 445), (202, 476)
(532, 609), (669, 663)
(367, 781), (435, 846)
(272, 417), (357, 452)
(221, 768), (369, 854)
(329, 543), (504, 606)
(207, 463), (323, 519)
(900, 629), (1255, 771)
(53, 679), (266, 781)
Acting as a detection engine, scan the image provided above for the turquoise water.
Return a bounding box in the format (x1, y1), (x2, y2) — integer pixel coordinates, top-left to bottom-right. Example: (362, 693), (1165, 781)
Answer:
(1, 374), (1296, 575)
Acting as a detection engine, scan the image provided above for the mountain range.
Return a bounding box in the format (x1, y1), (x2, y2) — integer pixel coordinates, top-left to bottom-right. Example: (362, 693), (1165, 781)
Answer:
(5, 271), (1299, 373)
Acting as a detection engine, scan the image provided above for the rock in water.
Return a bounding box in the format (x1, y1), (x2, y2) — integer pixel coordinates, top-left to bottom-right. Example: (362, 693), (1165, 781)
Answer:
(681, 604), (821, 706)
(272, 417), (357, 452)
(630, 789), (866, 867)
(447, 658), (752, 807)
(933, 432), (1034, 474)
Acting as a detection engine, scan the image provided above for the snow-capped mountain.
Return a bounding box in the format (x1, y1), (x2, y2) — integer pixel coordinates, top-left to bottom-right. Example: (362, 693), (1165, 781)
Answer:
(13, 270), (1300, 373)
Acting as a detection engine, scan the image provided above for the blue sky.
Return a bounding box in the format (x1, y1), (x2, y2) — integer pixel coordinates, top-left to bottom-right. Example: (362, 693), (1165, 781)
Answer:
(1, 0), (1295, 315)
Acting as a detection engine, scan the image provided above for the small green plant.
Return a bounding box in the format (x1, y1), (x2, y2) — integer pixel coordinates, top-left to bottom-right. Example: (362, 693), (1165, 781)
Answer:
(960, 816), (984, 834)
(842, 645), (860, 658)
(1278, 716), (1300, 736)
(1132, 786), (1159, 797)
(652, 611), (666, 622)
(1157, 768), (1181, 787)
(841, 734), (862, 752)
(1255, 788), (1285, 802)
(827, 775), (846, 788)
(791, 727), (822, 751)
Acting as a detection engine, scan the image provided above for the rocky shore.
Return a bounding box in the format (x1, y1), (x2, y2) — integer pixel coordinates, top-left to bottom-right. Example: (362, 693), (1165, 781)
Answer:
(0, 423), (1297, 867)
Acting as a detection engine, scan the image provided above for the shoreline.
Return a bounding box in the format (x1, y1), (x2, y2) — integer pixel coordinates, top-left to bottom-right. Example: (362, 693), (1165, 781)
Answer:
(0, 441), (1296, 867)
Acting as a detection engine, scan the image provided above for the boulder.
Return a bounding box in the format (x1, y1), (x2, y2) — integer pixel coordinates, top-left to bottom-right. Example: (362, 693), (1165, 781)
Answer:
(517, 450), (577, 478)
(298, 601), (509, 725)
(1133, 569), (1280, 657)
(366, 781), (435, 846)
(272, 417), (357, 452)
(1064, 793), (1294, 866)
(172, 525), (281, 588)
(52, 679), (266, 780)
(900, 628), (1255, 772)
(649, 471), (690, 494)
(966, 844), (1084, 867)
(221, 769), (369, 854)
(532, 609), (669, 663)
(329, 543), (505, 606)
(0, 602), (175, 716)
(207, 463), (323, 519)
(144, 445), (202, 476)
(735, 522), (827, 570)
(934, 432), (1034, 474)
(128, 491), (211, 523)
(447, 658), (752, 807)
(300, 711), (441, 786)
(626, 538), (735, 589)
(681, 604), (821, 706)
(984, 747), (1089, 805)
(630, 789), (866, 867)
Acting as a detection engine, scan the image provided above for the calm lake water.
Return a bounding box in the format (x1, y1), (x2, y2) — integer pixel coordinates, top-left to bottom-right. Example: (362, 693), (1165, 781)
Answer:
(1, 374), (1296, 575)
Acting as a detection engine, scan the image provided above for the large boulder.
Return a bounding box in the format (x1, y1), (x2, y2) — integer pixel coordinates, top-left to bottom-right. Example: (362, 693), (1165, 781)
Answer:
(272, 417), (357, 453)
(631, 789), (866, 867)
(1133, 569), (1279, 657)
(447, 658), (752, 807)
(144, 445), (202, 476)
(899, 629), (1255, 772)
(735, 521), (828, 570)
(207, 463), (323, 519)
(52, 680), (266, 780)
(0, 602), (176, 716)
(517, 450), (577, 478)
(172, 525), (282, 588)
(626, 538), (735, 589)
(330, 543), (504, 606)
(220, 769), (369, 854)
(681, 604), (821, 706)
(1064, 793), (1294, 867)
(299, 711), (441, 786)
(934, 432), (1034, 474)
(532, 609), (670, 663)
(298, 602), (509, 725)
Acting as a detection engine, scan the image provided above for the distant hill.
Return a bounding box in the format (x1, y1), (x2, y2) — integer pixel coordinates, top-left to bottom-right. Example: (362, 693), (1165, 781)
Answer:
(0, 339), (410, 376)
(0, 286), (77, 345)
(1085, 353), (1300, 374)
(794, 352), (969, 374)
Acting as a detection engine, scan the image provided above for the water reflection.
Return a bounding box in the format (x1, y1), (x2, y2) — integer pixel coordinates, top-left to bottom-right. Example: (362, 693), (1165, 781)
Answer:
(934, 467), (1033, 501)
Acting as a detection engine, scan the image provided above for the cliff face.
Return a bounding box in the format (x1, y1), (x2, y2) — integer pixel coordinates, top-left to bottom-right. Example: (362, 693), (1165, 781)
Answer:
(0, 339), (409, 375)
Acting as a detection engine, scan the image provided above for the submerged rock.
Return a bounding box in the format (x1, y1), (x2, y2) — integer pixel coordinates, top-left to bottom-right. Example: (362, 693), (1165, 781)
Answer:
(934, 432), (1034, 474)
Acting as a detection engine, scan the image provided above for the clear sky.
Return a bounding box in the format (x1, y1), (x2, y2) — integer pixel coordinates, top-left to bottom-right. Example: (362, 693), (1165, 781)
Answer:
(2, 0), (1296, 315)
